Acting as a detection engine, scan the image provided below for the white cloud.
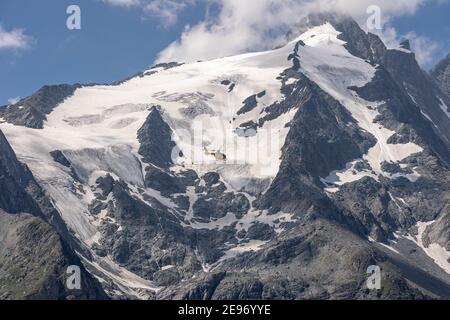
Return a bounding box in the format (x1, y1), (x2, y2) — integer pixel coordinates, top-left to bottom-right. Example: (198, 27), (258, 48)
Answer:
(317, 0), (426, 18)
(102, 0), (195, 26)
(7, 97), (21, 105)
(142, 0), (196, 27)
(102, 0), (140, 7)
(0, 25), (31, 50)
(408, 34), (440, 68)
(373, 26), (440, 68)
(102, 0), (447, 66)
(157, 0), (316, 62)
(155, 0), (443, 63)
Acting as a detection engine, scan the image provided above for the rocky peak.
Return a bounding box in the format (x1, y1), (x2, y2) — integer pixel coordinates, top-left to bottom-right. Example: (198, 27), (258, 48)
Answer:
(400, 39), (412, 51)
(0, 130), (42, 215)
(289, 13), (387, 64)
(0, 84), (81, 129)
(137, 105), (176, 169)
(432, 53), (450, 100)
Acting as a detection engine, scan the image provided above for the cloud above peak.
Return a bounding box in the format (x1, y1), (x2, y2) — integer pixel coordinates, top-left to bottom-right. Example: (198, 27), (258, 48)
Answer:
(0, 25), (32, 50)
(154, 0), (440, 63)
(102, 0), (140, 7)
(102, 0), (196, 26)
(102, 0), (447, 66)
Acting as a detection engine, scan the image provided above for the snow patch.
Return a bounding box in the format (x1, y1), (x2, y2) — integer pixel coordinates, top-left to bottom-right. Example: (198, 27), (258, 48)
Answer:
(81, 255), (160, 299)
(406, 221), (450, 275)
(420, 110), (439, 129)
(438, 97), (450, 119)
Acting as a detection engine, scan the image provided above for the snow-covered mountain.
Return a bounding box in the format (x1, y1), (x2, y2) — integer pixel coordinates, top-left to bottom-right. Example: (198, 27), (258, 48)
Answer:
(1, 15), (450, 299)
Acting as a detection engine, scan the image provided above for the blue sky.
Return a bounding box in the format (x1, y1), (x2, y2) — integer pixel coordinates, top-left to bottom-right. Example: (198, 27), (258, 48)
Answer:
(0, 0), (449, 105)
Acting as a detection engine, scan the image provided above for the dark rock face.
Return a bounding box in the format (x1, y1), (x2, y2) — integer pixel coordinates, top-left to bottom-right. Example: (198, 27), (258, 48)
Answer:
(193, 175), (250, 221)
(236, 91), (267, 116)
(292, 13), (387, 65)
(331, 177), (405, 242)
(0, 131), (76, 241)
(144, 167), (186, 195)
(50, 150), (71, 168)
(424, 205), (450, 251)
(334, 18), (387, 64)
(94, 174), (115, 199)
(400, 40), (411, 51)
(151, 62), (183, 70)
(351, 64), (450, 163)
(313, 18), (450, 247)
(0, 84), (80, 129)
(202, 172), (220, 186)
(158, 220), (430, 300)
(137, 106), (198, 197)
(220, 80), (235, 92)
(91, 174), (238, 282)
(247, 222), (275, 241)
(138, 106), (176, 169)
(256, 71), (375, 223)
(283, 75), (375, 179)
(158, 272), (226, 300)
(88, 165), (257, 279)
(237, 95), (258, 115)
(0, 131), (42, 215)
(0, 211), (107, 300)
(381, 49), (450, 149)
(432, 53), (450, 100)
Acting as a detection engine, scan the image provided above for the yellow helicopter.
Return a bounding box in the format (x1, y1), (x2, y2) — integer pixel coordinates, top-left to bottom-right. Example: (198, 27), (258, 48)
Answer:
(204, 147), (227, 161)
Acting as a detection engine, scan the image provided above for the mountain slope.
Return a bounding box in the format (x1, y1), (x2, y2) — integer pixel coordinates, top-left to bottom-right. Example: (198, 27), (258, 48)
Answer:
(0, 130), (107, 300)
(0, 84), (82, 129)
(432, 53), (450, 101)
(1, 16), (449, 299)
(0, 210), (107, 300)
